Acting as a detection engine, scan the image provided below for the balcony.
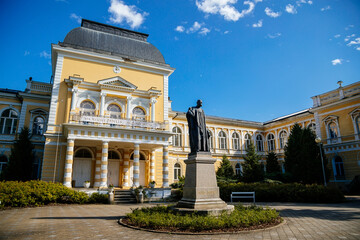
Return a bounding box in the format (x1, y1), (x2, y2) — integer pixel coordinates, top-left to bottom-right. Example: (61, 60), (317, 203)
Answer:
(69, 113), (168, 131)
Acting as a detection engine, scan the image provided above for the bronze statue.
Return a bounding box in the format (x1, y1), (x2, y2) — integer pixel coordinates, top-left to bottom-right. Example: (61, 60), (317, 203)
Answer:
(186, 100), (210, 153)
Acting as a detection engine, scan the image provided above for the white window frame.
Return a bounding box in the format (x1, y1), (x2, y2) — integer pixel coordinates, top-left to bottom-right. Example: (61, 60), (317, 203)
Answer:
(174, 163), (181, 180)
(172, 126), (182, 147)
(279, 130), (287, 149)
(256, 134), (264, 152)
(267, 133), (275, 152)
(244, 133), (251, 150)
(0, 108), (19, 135)
(218, 131), (227, 150)
(232, 132), (240, 150)
(235, 163), (242, 176)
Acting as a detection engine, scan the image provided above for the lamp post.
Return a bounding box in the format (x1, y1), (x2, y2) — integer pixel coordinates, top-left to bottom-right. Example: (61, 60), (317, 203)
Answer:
(315, 137), (327, 187)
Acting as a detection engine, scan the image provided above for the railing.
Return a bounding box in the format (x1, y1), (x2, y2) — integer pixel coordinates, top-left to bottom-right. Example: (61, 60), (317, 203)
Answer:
(30, 82), (52, 93)
(69, 114), (167, 131)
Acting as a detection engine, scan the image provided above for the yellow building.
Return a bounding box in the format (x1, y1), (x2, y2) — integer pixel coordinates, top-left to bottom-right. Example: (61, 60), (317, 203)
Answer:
(0, 78), (52, 178)
(1, 19), (359, 189)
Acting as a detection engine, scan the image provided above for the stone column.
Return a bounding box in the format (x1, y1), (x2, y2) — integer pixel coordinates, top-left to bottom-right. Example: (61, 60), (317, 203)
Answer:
(94, 147), (102, 187)
(100, 92), (106, 116)
(63, 139), (74, 188)
(122, 149), (130, 187)
(162, 145), (169, 187)
(100, 141), (108, 188)
(150, 98), (157, 121)
(70, 88), (78, 111)
(126, 96), (132, 119)
(150, 150), (155, 182)
(133, 143), (140, 187)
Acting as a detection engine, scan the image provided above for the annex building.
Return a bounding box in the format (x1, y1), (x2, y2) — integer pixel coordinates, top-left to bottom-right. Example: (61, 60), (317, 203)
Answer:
(0, 19), (359, 189)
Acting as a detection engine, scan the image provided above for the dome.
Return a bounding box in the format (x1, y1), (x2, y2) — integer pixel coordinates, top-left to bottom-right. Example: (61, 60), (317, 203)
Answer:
(60, 19), (166, 64)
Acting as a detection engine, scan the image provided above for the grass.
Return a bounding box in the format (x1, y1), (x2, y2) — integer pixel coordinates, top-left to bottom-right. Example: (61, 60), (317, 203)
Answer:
(124, 204), (282, 232)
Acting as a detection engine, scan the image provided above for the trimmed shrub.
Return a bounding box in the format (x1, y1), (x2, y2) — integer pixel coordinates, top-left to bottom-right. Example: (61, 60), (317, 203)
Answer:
(126, 204), (281, 232)
(0, 180), (89, 208)
(88, 192), (109, 204)
(218, 182), (344, 203)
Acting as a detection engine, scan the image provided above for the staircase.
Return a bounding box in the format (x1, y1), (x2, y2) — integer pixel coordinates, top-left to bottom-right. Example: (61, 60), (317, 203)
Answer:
(114, 190), (136, 203)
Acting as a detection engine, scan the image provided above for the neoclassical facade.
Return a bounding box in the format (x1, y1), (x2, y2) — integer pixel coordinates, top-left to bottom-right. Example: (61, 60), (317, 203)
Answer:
(1, 19), (359, 188)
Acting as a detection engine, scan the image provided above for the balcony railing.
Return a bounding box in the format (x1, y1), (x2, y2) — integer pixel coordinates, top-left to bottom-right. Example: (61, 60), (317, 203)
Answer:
(69, 114), (167, 131)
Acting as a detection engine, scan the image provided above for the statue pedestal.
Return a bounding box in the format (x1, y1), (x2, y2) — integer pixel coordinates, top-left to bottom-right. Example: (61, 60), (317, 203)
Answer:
(175, 152), (234, 215)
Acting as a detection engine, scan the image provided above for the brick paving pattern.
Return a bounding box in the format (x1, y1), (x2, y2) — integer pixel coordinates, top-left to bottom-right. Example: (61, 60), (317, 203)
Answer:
(0, 200), (359, 240)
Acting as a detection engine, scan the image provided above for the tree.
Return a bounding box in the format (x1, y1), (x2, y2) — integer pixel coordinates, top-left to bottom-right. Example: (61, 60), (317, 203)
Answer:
(285, 123), (329, 184)
(1, 127), (35, 181)
(242, 142), (264, 182)
(266, 152), (280, 174)
(216, 155), (234, 180)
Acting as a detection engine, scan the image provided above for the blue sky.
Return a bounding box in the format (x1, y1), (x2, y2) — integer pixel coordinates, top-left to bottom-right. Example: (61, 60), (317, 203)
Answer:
(0, 0), (359, 122)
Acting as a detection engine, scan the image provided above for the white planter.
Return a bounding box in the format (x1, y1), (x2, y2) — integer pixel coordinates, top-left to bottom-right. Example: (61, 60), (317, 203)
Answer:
(84, 182), (90, 188)
(149, 183), (155, 188)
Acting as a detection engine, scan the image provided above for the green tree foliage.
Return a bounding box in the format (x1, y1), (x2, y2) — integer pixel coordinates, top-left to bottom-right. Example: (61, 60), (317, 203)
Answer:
(242, 142), (264, 182)
(284, 123), (329, 184)
(266, 152), (280, 174)
(216, 155), (234, 180)
(1, 127), (35, 181)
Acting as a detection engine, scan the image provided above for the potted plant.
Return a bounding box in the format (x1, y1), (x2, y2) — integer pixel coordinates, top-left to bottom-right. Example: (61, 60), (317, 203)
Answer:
(108, 183), (114, 193)
(84, 181), (90, 188)
(149, 181), (156, 188)
(135, 185), (144, 203)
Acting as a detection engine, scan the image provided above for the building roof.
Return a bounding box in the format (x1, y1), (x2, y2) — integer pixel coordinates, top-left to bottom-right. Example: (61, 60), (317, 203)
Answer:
(60, 19), (166, 65)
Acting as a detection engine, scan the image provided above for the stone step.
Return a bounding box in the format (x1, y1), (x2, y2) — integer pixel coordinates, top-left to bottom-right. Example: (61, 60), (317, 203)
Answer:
(113, 190), (136, 204)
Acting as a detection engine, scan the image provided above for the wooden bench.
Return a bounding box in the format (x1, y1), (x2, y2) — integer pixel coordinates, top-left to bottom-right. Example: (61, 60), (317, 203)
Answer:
(230, 192), (255, 203)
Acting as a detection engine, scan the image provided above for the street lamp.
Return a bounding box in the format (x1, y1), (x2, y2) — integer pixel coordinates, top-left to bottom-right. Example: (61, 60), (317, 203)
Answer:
(315, 137), (327, 187)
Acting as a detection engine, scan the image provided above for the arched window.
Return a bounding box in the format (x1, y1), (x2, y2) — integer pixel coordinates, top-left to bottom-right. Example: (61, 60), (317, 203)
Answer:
(74, 148), (92, 158)
(355, 116), (360, 135)
(80, 100), (95, 116)
(130, 152), (146, 160)
(244, 133), (251, 150)
(232, 132), (240, 150)
(235, 163), (242, 176)
(308, 123), (316, 133)
(267, 133), (275, 151)
(208, 130), (213, 149)
(328, 122), (338, 139)
(0, 155), (8, 174)
(334, 156), (345, 180)
(108, 150), (120, 159)
(132, 107), (145, 120)
(0, 109), (18, 134)
(172, 127), (182, 147)
(279, 131), (287, 149)
(174, 163), (181, 180)
(256, 135), (264, 152)
(107, 104), (122, 119)
(218, 131), (227, 150)
(32, 116), (45, 135)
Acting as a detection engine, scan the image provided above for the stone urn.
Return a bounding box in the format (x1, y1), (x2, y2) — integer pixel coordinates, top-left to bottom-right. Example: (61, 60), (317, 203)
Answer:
(83, 181), (90, 188)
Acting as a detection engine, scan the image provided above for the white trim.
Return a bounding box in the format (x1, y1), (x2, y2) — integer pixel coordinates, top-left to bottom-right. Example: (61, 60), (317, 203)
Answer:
(0, 101), (21, 106)
(163, 75), (169, 121)
(18, 103), (27, 130)
(317, 103), (360, 117)
(48, 55), (64, 125)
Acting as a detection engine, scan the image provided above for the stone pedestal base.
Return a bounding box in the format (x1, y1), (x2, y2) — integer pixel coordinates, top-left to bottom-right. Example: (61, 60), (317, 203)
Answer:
(175, 152), (233, 215)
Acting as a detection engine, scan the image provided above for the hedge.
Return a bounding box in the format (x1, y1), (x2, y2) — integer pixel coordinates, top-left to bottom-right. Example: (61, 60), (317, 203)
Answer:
(126, 204), (281, 232)
(218, 182), (344, 203)
(0, 180), (108, 208)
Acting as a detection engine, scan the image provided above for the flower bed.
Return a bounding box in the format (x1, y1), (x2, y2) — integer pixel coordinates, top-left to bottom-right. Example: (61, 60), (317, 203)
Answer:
(124, 205), (282, 233)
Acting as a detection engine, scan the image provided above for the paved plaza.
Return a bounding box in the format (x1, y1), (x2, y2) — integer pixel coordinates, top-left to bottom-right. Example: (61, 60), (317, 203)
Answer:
(1, 199), (360, 240)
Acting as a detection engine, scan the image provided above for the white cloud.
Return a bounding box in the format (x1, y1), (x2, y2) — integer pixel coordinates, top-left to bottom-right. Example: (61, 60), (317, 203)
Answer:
(196, 0), (256, 22)
(334, 34), (341, 38)
(199, 27), (211, 35)
(187, 21), (202, 33)
(264, 7), (281, 18)
(285, 4), (297, 14)
(345, 24), (354, 31)
(252, 19), (263, 28)
(108, 0), (147, 29)
(331, 59), (343, 65)
(357, 47), (360, 51)
(224, 30), (230, 34)
(40, 51), (50, 59)
(320, 5), (331, 11)
(24, 50), (30, 56)
(70, 13), (82, 24)
(347, 37), (360, 46)
(267, 32), (281, 39)
(296, 0), (312, 6)
(175, 26), (185, 32)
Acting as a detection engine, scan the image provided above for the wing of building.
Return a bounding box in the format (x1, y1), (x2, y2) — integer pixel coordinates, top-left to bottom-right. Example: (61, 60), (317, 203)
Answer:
(0, 19), (359, 189)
